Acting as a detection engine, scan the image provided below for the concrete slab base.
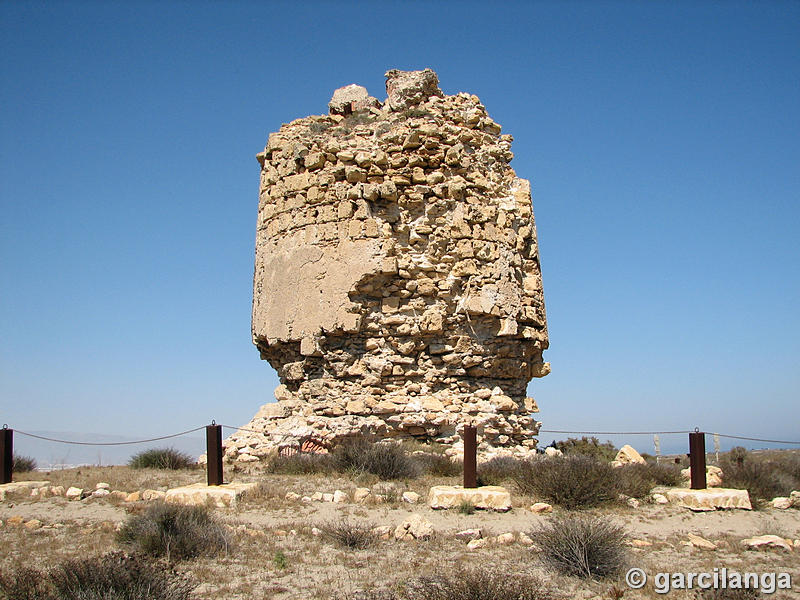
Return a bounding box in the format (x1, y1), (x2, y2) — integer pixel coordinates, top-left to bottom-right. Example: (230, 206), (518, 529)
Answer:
(428, 485), (512, 511)
(0, 481), (50, 501)
(664, 487), (752, 511)
(165, 482), (258, 508)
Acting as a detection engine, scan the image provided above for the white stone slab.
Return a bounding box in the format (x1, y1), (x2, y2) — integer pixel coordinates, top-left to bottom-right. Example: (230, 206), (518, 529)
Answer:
(428, 485), (511, 511)
(165, 482), (258, 508)
(665, 487), (752, 511)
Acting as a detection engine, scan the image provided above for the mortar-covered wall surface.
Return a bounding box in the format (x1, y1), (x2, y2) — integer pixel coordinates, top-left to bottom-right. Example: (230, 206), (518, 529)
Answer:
(225, 69), (549, 464)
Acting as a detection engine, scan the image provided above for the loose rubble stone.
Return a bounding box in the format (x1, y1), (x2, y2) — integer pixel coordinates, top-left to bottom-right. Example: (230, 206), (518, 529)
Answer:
(285, 492), (301, 501)
(92, 489), (110, 498)
(790, 490), (800, 506)
(394, 514), (434, 541)
(741, 535), (793, 552)
(467, 538), (488, 550)
(544, 447), (562, 457)
(495, 532), (515, 545)
(402, 491), (420, 504)
(225, 68), (549, 464)
(23, 519), (42, 530)
(455, 528), (482, 541)
(371, 525), (394, 540)
(518, 532), (534, 545)
(125, 491), (141, 502)
(428, 485), (512, 511)
(95, 482), (110, 490)
(332, 490), (348, 503)
(65, 487), (83, 500)
(611, 444), (646, 467)
(651, 493), (668, 504)
(354, 488), (371, 503)
(142, 489), (166, 501)
(687, 533), (718, 550)
(6, 516), (24, 527)
(627, 539), (653, 548)
(771, 497), (792, 510)
(529, 502), (552, 514)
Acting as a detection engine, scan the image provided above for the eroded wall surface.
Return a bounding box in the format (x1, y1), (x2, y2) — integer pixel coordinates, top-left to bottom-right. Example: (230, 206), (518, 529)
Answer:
(225, 69), (549, 463)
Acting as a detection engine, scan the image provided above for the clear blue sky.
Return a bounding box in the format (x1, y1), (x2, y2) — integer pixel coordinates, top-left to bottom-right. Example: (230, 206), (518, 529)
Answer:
(2, 1), (798, 458)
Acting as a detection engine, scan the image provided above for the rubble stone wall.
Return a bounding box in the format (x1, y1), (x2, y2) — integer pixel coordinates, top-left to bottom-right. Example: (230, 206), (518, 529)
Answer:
(225, 69), (549, 464)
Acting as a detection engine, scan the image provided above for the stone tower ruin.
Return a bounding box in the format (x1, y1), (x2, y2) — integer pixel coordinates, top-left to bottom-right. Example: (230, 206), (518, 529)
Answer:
(224, 69), (549, 464)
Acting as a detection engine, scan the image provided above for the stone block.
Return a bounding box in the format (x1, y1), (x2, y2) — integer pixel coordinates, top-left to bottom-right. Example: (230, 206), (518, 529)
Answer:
(164, 482), (258, 508)
(664, 487), (752, 511)
(428, 485), (512, 512)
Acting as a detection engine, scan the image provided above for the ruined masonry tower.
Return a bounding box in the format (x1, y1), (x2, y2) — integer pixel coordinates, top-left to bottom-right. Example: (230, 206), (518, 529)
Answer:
(224, 69), (549, 464)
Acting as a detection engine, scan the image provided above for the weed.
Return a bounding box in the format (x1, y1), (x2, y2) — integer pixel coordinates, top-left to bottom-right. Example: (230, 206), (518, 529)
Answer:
(128, 447), (195, 470)
(11, 454), (37, 473)
(272, 550), (288, 570)
(477, 456), (520, 486)
(117, 502), (230, 561)
(333, 437), (418, 480)
(514, 455), (618, 509)
(318, 518), (376, 550)
(530, 513), (627, 579)
(456, 499), (475, 515)
(403, 566), (557, 600)
(0, 552), (195, 600)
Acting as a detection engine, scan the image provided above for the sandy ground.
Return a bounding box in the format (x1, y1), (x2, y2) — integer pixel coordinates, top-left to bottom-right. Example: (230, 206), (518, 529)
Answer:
(2, 469), (799, 599)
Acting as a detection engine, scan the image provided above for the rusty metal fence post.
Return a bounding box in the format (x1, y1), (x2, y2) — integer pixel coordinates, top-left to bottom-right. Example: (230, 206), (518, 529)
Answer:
(206, 422), (223, 486)
(463, 425), (477, 488)
(1, 426), (12, 484)
(689, 429), (707, 490)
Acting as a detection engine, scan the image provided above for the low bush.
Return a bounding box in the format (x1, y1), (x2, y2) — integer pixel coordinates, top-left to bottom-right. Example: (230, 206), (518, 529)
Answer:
(267, 452), (335, 475)
(514, 455), (618, 509)
(318, 518), (376, 550)
(476, 456), (520, 486)
(413, 452), (461, 477)
(0, 552), (195, 600)
(332, 437), (418, 480)
(117, 502), (230, 561)
(530, 514), (627, 579)
(11, 454), (37, 473)
(615, 463), (682, 498)
(699, 588), (761, 600)
(553, 436), (618, 462)
(128, 447), (195, 470)
(403, 567), (557, 600)
(721, 461), (795, 501)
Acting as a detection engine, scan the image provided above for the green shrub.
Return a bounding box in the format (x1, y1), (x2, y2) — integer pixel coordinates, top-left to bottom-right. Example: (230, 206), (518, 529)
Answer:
(272, 550), (288, 570)
(477, 456), (520, 486)
(117, 502), (230, 561)
(11, 454), (36, 473)
(403, 567), (557, 600)
(413, 452), (461, 477)
(721, 461), (795, 501)
(614, 463), (682, 498)
(267, 452), (335, 475)
(318, 518), (376, 550)
(728, 446), (748, 465)
(553, 436), (618, 462)
(128, 447), (194, 470)
(0, 552), (195, 600)
(514, 455), (618, 509)
(530, 514), (627, 579)
(333, 438), (418, 480)
(456, 499), (475, 515)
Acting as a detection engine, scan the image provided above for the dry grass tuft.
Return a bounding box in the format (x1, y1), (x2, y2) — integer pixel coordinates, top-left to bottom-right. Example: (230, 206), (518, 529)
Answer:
(0, 552), (195, 600)
(530, 513), (627, 579)
(117, 502), (230, 561)
(318, 518), (377, 550)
